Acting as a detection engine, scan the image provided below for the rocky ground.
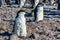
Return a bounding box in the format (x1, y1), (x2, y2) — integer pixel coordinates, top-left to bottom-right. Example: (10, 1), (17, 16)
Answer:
(0, 8), (60, 40)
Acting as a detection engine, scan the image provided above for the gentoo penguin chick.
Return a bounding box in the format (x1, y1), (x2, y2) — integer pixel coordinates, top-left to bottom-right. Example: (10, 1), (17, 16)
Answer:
(19, 0), (26, 8)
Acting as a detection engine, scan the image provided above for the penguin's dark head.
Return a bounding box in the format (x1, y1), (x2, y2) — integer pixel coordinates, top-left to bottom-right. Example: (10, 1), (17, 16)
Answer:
(16, 10), (26, 18)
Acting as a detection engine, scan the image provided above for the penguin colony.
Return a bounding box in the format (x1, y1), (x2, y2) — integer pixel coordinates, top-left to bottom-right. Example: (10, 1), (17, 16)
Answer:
(0, 0), (43, 37)
(14, 0), (43, 37)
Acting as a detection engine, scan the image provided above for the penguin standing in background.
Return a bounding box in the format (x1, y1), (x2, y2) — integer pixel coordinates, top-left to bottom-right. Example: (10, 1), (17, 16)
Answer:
(14, 10), (27, 37)
(19, 0), (26, 8)
(34, 0), (44, 22)
(34, 0), (40, 8)
(15, 0), (26, 8)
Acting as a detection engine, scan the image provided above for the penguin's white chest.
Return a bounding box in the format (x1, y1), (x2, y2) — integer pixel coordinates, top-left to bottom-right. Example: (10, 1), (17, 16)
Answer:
(15, 12), (27, 37)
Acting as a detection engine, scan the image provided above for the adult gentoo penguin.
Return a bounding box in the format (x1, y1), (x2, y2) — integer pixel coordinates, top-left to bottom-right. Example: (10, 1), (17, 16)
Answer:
(15, 0), (26, 8)
(14, 10), (27, 37)
(34, 0), (40, 8)
(20, 0), (26, 8)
